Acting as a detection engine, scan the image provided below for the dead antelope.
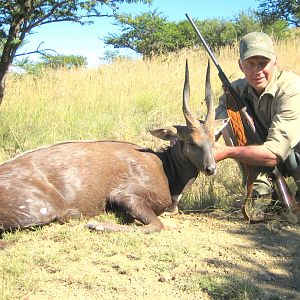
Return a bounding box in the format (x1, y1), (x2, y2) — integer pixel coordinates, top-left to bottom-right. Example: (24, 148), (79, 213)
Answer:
(0, 60), (219, 236)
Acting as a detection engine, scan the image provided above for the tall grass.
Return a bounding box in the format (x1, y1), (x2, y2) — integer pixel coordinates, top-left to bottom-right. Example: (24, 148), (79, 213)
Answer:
(1, 36), (300, 210)
(0, 37), (299, 300)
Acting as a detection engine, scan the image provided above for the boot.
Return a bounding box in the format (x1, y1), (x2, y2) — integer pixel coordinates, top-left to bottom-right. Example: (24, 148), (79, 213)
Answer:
(242, 192), (273, 223)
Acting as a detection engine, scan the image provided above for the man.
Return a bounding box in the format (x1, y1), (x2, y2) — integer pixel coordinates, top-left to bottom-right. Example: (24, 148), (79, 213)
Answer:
(214, 31), (300, 221)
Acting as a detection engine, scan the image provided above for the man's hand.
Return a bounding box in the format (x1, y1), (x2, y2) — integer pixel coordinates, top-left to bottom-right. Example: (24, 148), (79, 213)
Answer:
(213, 142), (228, 163)
(213, 142), (280, 167)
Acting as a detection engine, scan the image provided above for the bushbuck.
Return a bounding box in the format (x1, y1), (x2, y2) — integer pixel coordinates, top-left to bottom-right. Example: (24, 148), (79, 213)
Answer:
(0, 60), (223, 238)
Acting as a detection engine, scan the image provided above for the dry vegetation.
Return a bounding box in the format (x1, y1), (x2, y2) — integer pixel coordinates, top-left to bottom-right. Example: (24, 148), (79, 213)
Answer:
(0, 36), (300, 299)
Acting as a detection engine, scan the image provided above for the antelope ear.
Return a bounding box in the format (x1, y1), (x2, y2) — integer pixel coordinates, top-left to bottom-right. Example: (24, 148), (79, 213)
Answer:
(214, 118), (230, 141)
(150, 125), (188, 141)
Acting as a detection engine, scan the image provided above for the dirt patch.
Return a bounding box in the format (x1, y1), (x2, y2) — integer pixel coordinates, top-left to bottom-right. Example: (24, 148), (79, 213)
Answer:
(165, 211), (300, 299)
(1, 211), (300, 300)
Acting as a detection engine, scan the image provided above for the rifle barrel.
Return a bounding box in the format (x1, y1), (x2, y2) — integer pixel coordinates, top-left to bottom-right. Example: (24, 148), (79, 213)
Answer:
(186, 13), (262, 141)
(185, 13), (220, 70)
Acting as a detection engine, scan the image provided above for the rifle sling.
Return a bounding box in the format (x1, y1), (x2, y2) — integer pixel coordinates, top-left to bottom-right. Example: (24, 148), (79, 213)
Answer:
(224, 89), (255, 197)
(224, 89), (248, 146)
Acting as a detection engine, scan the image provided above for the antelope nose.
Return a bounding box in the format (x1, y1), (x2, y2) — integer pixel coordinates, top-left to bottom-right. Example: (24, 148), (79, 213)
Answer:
(205, 165), (216, 175)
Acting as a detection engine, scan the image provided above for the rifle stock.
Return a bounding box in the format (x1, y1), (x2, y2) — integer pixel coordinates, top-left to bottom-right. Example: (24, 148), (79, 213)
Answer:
(185, 13), (299, 216)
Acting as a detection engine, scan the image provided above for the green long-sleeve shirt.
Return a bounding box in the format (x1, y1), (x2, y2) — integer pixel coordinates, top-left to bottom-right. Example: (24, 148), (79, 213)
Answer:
(217, 68), (300, 161)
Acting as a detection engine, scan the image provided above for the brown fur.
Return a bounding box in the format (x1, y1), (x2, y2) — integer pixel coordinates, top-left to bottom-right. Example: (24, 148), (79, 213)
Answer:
(0, 61), (218, 240)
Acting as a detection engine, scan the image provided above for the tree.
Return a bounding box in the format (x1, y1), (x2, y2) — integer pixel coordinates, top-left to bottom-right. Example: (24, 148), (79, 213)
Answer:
(104, 13), (242, 57)
(40, 54), (87, 69)
(15, 54), (87, 74)
(195, 18), (237, 49)
(233, 10), (289, 40)
(104, 10), (178, 59)
(256, 0), (300, 27)
(105, 10), (291, 59)
(0, 0), (152, 105)
(102, 49), (131, 62)
(234, 10), (263, 38)
(107, 10), (238, 59)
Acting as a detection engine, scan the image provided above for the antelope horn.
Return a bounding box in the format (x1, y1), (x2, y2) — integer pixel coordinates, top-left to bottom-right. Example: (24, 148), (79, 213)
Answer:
(204, 59), (215, 133)
(183, 59), (200, 128)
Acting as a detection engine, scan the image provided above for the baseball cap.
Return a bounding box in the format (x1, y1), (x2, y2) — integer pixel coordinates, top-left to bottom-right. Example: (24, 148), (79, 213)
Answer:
(239, 32), (275, 60)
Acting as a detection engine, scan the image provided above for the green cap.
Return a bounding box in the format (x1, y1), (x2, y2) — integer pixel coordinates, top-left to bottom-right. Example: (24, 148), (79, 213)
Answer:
(239, 32), (275, 60)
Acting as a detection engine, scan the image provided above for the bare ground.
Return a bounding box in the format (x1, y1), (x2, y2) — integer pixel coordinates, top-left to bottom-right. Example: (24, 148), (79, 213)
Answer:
(162, 211), (300, 299)
(1, 211), (300, 300)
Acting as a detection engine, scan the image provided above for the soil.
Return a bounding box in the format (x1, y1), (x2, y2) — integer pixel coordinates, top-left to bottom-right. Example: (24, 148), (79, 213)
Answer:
(160, 210), (300, 299)
(1, 208), (300, 299)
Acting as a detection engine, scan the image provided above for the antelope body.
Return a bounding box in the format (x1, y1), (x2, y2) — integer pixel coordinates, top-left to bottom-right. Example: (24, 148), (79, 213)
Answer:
(0, 61), (217, 234)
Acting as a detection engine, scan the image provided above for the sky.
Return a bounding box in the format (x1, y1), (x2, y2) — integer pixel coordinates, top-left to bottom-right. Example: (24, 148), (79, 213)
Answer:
(21, 0), (259, 68)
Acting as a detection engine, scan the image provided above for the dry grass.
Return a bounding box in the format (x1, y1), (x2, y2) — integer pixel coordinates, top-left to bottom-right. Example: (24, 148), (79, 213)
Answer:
(1, 34), (299, 213)
(0, 36), (300, 299)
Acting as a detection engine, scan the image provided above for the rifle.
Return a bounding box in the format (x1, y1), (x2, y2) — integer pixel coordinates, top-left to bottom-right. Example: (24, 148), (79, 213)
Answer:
(185, 13), (300, 222)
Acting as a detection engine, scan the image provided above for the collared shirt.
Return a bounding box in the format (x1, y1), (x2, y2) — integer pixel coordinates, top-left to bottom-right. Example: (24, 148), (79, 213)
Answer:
(217, 68), (300, 161)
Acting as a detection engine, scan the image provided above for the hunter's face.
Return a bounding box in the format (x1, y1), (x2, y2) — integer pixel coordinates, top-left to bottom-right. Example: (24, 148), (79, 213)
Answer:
(239, 56), (277, 95)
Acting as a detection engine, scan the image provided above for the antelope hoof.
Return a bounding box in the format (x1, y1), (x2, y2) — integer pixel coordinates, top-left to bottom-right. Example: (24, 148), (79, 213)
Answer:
(87, 220), (105, 232)
(163, 202), (179, 216)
